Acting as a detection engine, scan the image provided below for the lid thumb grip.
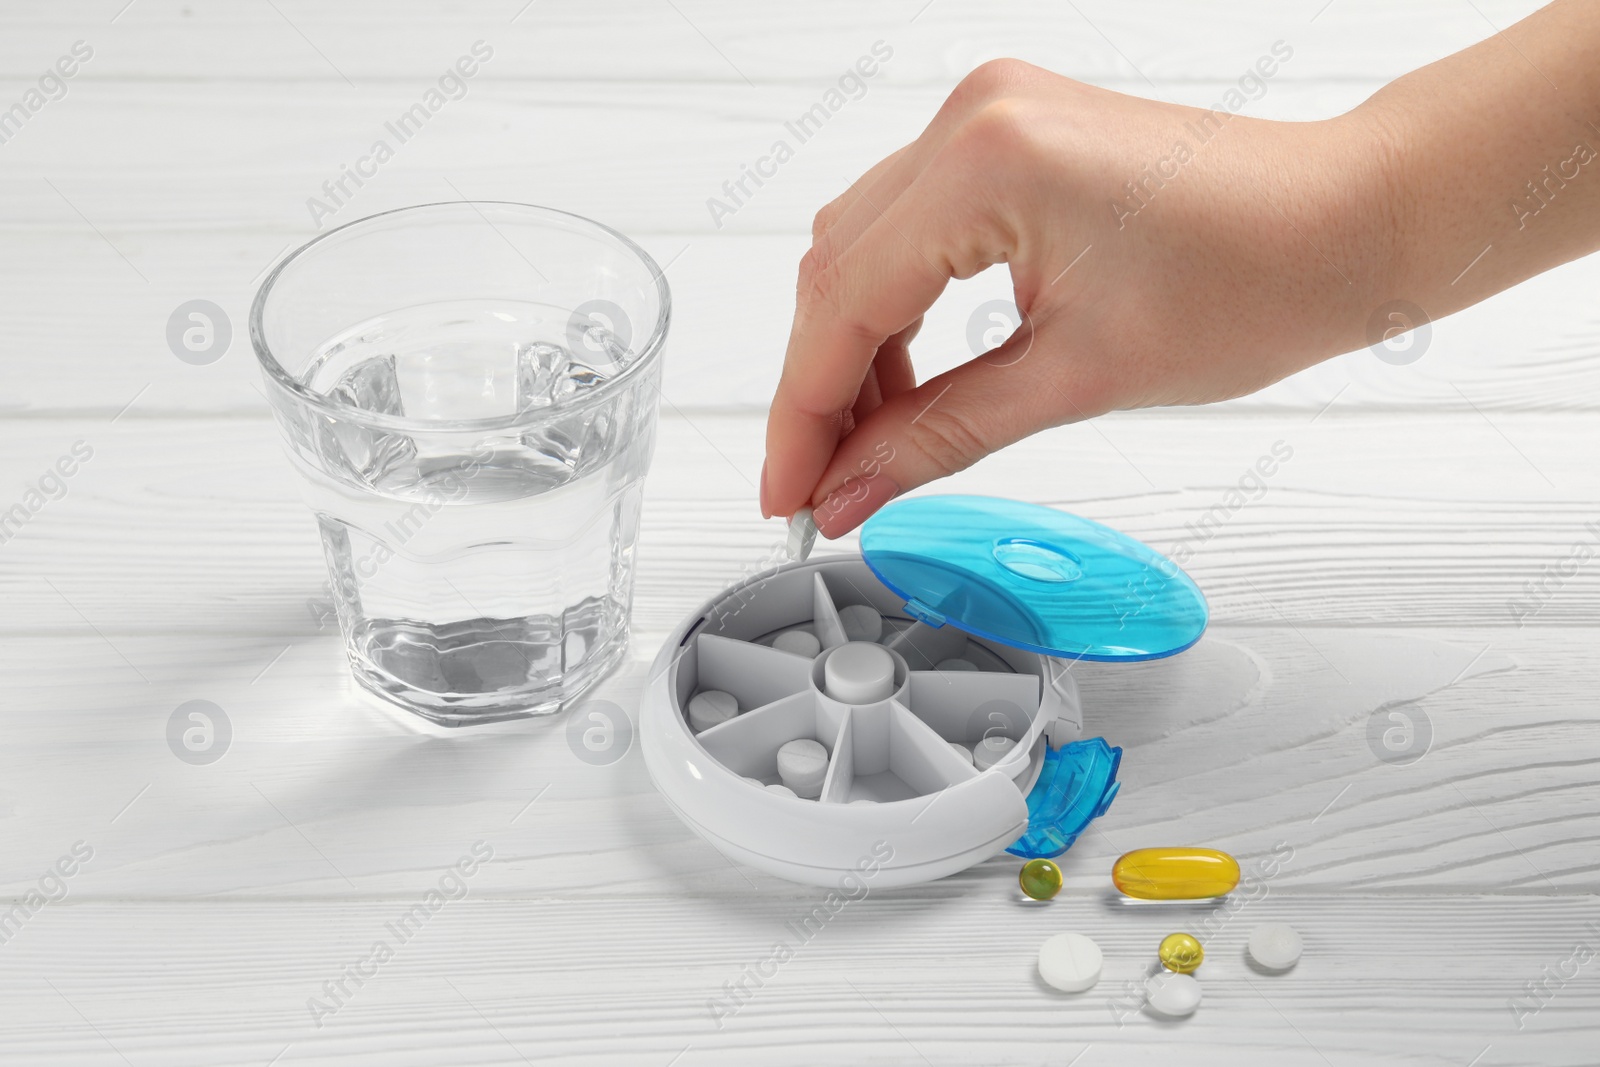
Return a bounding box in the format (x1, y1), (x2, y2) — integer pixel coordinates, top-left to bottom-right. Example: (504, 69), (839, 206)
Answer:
(1006, 737), (1123, 860)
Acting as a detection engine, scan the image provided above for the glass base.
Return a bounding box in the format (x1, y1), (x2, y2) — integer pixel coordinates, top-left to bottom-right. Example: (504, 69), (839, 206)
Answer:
(348, 625), (630, 727)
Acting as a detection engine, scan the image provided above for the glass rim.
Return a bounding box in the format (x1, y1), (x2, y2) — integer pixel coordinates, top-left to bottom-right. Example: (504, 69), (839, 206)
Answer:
(249, 200), (671, 433)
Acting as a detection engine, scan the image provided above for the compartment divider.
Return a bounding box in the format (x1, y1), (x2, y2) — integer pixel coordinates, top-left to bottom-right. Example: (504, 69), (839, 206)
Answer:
(905, 670), (1042, 742)
(812, 572), (849, 650)
(889, 701), (981, 794)
(696, 632), (816, 711)
(818, 711), (855, 804)
(694, 692), (820, 779)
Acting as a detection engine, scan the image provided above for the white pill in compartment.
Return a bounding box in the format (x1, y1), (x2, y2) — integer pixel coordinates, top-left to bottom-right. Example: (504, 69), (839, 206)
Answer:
(688, 689), (739, 732)
(838, 604), (884, 643)
(766, 783), (797, 798)
(1038, 932), (1102, 993)
(936, 658), (977, 672)
(776, 738), (829, 798)
(972, 735), (1017, 770)
(948, 742), (974, 765)
(773, 629), (822, 658)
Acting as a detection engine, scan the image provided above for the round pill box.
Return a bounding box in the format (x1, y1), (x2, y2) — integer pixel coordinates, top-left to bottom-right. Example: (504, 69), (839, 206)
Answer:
(641, 496), (1207, 887)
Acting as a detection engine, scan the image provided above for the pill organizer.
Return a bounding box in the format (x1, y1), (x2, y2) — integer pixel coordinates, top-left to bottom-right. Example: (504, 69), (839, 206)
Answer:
(641, 495), (1208, 887)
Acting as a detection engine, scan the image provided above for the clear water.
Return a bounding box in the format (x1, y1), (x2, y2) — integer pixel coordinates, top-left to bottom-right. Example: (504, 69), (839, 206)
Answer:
(295, 300), (657, 724)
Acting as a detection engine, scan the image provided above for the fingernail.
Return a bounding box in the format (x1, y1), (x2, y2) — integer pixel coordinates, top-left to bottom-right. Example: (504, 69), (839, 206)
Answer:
(813, 473), (899, 539)
(759, 461), (771, 518)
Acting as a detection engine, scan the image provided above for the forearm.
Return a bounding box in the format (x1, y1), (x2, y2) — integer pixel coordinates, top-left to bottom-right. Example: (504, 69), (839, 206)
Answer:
(1359, 0), (1600, 319)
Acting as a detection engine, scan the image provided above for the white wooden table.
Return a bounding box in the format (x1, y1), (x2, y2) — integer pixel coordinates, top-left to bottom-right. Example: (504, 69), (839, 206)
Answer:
(2, 2), (1596, 1063)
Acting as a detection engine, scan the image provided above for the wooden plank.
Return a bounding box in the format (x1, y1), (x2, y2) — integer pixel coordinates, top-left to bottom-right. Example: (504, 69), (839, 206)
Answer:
(2, 622), (1594, 897)
(0, 0), (1547, 84)
(2, 412), (1598, 635)
(0, 895), (1589, 1064)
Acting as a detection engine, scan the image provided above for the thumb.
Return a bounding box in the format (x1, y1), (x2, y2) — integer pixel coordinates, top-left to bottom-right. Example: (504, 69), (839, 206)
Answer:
(808, 314), (1091, 538)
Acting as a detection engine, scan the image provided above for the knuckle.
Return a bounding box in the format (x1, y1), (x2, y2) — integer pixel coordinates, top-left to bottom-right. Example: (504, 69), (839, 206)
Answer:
(795, 244), (841, 314)
(959, 97), (1038, 159)
(954, 58), (1036, 105)
(811, 202), (842, 242)
(907, 404), (989, 476)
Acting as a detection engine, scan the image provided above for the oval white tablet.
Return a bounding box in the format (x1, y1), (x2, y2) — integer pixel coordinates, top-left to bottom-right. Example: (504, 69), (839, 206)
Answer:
(688, 689), (739, 732)
(765, 783), (797, 797)
(777, 738), (829, 798)
(948, 742), (974, 765)
(1144, 971), (1201, 1017)
(1038, 932), (1102, 993)
(773, 629), (822, 658)
(786, 507), (817, 562)
(936, 658), (977, 672)
(1247, 923), (1303, 971)
(972, 734), (1017, 770)
(838, 604), (884, 643)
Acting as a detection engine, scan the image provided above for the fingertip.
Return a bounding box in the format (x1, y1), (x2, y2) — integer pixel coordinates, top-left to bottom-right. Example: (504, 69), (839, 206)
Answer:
(811, 472), (900, 539)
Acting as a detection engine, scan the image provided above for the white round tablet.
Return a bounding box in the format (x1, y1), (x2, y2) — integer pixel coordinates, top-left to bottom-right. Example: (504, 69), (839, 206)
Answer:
(948, 742), (974, 765)
(823, 642), (896, 704)
(741, 776), (764, 788)
(848, 798), (878, 805)
(765, 783), (797, 797)
(972, 734), (1017, 770)
(688, 689), (738, 732)
(1248, 923), (1303, 971)
(773, 629), (822, 658)
(1144, 971), (1201, 1017)
(838, 604), (884, 643)
(1038, 932), (1102, 993)
(777, 738), (829, 798)
(936, 658), (977, 672)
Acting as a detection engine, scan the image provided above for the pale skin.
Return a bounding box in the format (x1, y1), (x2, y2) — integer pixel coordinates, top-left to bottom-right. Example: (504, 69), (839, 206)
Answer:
(761, 0), (1600, 537)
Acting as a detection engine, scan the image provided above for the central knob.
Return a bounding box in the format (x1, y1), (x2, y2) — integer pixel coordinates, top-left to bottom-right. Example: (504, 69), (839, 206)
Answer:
(823, 641), (896, 704)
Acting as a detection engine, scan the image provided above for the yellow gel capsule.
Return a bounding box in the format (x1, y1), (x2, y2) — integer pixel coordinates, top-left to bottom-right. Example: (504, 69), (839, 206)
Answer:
(1159, 932), (1204, 973)
(1112, 848), (1240, 900)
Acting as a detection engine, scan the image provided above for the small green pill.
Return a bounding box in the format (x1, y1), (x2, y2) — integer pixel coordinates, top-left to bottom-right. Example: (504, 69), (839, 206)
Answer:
(1019, 858), (1063, 900)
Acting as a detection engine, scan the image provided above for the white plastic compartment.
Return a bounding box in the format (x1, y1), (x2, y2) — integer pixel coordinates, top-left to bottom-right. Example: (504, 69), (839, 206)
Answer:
(641, 557), (1084, 887)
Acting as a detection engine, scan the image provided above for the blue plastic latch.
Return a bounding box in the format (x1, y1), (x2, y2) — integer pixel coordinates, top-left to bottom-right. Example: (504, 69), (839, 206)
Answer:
(902, 599), (946, 628)
(1006, 737), (1123, 860)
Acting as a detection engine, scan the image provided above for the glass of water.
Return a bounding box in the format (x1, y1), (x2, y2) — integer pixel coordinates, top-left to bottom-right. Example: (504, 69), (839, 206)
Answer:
(251, 202), (668, 726)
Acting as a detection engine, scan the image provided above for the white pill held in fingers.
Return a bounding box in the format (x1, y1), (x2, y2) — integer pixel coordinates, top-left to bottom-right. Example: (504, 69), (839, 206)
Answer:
(936, 657), (977, 672)
(786, 507), (818, 562)
(948, 742), (974, 765)
(688, 689), (738, 732)
(1248, 923), (1303, 971)
(823, 642), (896, 704)
(765, 783), (797, 798)
(773, 629), (822, 658)
(776, 738), (829, 798)
(972, 735), (1017, 770)
(1038, 933), (1102, 993)
(838, 604), (884, 643)
(1144, 971), (1202, 1017)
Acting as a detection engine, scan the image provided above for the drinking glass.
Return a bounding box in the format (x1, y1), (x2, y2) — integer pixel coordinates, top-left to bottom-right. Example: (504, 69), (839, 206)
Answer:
(251, 202), (668, 725)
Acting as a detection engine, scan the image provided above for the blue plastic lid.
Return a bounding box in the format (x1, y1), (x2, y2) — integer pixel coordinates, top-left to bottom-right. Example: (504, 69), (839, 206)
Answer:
(860, 495), (1207, 662)
(1008, 737), (1122, 859)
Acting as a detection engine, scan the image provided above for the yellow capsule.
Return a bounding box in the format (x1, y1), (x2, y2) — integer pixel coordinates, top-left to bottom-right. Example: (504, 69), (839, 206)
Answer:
(1112, 848), (1240, 900)
(1159, 932), (1204, 973)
